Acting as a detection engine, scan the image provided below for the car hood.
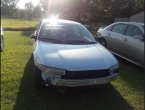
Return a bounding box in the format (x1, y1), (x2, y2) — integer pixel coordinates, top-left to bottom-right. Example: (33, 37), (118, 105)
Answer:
(36, 41), (118, 71)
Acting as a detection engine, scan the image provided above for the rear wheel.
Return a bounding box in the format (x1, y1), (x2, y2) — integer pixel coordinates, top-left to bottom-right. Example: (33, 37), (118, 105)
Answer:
(34, 65), (46, 89)
(99, 38), (107, 48)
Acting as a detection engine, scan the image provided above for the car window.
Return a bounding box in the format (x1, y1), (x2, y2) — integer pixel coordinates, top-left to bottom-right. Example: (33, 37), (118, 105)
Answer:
(125, 25), (143, 38)
(112, 24), (127, 34)
(38, 22), (96, 45)
(106, 25), (113, 31)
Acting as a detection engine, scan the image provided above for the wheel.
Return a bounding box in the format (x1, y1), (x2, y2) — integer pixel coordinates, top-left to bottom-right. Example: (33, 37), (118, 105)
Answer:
(34, 65), (46, 89)
(1, 35), (4, 52)
(99, 38), (107, 48)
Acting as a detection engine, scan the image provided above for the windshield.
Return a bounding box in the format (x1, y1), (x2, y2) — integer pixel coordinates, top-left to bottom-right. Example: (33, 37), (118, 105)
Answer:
(38, 22), (96, 45)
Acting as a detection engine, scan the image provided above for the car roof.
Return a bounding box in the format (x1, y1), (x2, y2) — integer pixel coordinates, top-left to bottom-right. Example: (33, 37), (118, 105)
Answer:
(103, 21), (144, 32)
(114, 22), (144, 26)
(41, 19), (80, 25)
(105, 22), (144, 31)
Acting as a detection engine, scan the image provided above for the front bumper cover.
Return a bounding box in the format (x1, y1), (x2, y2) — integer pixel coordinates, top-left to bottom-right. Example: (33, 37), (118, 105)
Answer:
(50, 73), (118, 87)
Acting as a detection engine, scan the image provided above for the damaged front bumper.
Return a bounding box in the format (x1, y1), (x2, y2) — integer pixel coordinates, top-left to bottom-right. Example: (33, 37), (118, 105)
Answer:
(49, 73), (118, 87)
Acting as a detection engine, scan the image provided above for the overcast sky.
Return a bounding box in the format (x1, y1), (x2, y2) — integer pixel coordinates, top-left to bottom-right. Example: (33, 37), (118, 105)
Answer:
(17, 0), (40, 9)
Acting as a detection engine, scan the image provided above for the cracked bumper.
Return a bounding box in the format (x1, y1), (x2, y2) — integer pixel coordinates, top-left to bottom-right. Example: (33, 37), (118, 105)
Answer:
(50, 73), (118, 87)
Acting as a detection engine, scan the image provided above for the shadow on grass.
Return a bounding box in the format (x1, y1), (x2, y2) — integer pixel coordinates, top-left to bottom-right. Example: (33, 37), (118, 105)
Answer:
(21, 31), (34, 37)
(116, 56), (144, 71)
(4, 27), (36, 31)
(116, 56), (144, 92)
(13, 55), (133, 110)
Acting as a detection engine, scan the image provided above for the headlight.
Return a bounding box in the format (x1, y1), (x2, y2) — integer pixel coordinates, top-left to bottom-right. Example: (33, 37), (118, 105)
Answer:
(37, 64), (65, 75)
(109, 63), (119, 73)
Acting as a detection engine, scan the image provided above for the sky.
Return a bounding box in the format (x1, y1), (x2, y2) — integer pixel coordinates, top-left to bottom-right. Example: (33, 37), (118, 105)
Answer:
(17, 0), (40, 9)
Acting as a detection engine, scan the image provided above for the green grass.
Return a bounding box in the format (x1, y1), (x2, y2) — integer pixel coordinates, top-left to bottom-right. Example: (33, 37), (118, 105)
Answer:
(1, 19), (38, 28)
(1, 31), (144, 110)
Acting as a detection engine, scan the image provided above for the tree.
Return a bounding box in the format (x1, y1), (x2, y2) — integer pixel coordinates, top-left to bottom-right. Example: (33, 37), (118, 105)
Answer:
(1, 0), (19, 18)
(24, 2), (35, 20)
(39, 0), (49, 17)
(133, 0), (144, 13)
(33, 5), (42, 20)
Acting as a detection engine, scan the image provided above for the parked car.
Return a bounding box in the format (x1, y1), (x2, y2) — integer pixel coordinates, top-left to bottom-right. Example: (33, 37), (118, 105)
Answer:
(31, 19), (119, 89)
(97, 22), (144, 67)
(1, 27), (4, 52)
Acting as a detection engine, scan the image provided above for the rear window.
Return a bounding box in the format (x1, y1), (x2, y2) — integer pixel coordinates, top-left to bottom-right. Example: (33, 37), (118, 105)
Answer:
(125, 25), (143, 37)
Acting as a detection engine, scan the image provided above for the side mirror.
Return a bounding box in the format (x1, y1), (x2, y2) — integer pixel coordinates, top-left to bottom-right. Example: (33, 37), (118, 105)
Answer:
(30, 33), (37, 39)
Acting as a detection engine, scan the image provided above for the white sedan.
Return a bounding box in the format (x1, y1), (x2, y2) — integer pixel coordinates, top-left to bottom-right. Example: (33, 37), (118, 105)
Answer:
(31, 19), (119, 89)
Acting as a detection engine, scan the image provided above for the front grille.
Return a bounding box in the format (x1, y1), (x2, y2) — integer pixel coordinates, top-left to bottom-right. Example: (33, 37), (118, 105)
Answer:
(61, 69), (110, 79)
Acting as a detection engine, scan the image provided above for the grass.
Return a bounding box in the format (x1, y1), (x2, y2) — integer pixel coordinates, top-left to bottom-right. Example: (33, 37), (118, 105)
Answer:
(1, 31), (144, 110)
(1, 18), (38, 28)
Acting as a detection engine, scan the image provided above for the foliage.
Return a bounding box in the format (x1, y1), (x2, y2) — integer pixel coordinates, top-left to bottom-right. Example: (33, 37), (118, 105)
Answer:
(1, 0), (19, 18)
(39, 0), (49, 17)
(24, 2), (35, 20)
(1, 0), (144, 24)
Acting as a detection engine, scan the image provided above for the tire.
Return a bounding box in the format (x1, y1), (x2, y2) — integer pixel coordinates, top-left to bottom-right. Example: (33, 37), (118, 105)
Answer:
(99, 38), (107, 48)
(34, 65), (46, 89)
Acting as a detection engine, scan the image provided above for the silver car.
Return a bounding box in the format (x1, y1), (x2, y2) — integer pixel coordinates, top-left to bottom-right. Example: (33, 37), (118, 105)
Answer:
(97, 22), (144, 67)
(31, 19), (119, 89)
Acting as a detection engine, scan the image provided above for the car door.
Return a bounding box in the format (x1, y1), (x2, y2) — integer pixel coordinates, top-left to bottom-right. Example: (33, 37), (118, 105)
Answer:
(107, 23), (128, 56)
(123, 24), (144, 65)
